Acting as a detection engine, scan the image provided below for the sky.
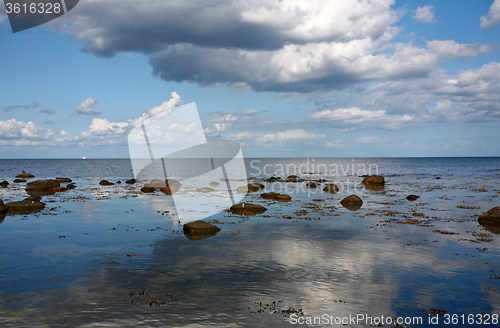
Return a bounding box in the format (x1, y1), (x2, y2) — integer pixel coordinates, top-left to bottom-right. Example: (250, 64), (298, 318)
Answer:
(0, 0), (499, 158)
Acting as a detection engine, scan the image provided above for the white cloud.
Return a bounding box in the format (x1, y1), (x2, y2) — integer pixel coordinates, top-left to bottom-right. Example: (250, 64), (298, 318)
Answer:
(361, 62), (500, 123)
(0, 118), (72, 146)
(258, 129), (324, 143)
(306, 107), (414, 130)
(481, 0), (500, 28)
(412, 5), (436, 23)
(427, 40), (494, 58)
(356, 136), (382, 143)
(72, 98), (101, 116)
(143, 91), (183, 117)
(325, 139), (349, 149)
(39, 107), (56, 115)
(4, 101), (40, 112)
(77, 92), (184, 145)
(236, 109), (264, 116)
(44, 119), (55, 125)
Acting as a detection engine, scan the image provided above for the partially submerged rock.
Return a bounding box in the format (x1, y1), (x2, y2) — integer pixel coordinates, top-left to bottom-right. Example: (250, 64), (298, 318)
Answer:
(26, 180), (60, 191)
(15, 172), (34, 178)
(306, 182), (319, 188)
(125, 179), (136, 185)
(144, 179), (182, 189)
(99, 180), (114, 186)
(5, 196), (45, 214)
(0, 200), (7, 214)
(183, 220), (221, 240)
(230, 202), (268, 215)
(0, 181), (9, 187)
(260, 192), (280, 199)
(160, 187), (178, 195)
(340, 195), (363, 211)
(196, 187), (215, 192)
(66, 183), (76, 189)
(237, 183), (264, 194)
(287, 175), (300, 182)
(478, 207), (500, 227)
(323, 184), (339, 193)
(55, 177), (72, 182)
(275, 194), (292, 202)
(13, 179), (26, 183)
(141, 187), (156, 193)
(362, 175), (385, 186)
(406, 195), (419, 201)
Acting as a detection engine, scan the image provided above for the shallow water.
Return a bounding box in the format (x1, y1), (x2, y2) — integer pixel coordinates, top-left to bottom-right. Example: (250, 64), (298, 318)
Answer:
(0, 158), (499, 327)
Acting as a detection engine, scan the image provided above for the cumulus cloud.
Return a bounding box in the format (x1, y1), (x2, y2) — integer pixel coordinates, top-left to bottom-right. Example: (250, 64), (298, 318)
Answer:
(427, 40), (495, 58)
(47, 0), (467, 92)
(412, 5), (436, 23)
(0, 118), (71, 146)
(3, 101), (40, 112)
(72, 98), (101, 116)
(306, 107), (414, 130)
(44, 119), (55, 125)
(481, 0), (500, 28)
(39, 107), (56, 115)
(361, 62), (500, 123)
(77, 92), (184, 145)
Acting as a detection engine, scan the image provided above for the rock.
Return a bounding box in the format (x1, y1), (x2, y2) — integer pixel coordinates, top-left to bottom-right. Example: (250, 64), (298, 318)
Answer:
(287, 175), (300, 181)
(5, 196), (45, 214)
(323, 184), (339, 193)
(125, 179), (136, 185)
(55, 177), (72, 182)
(160, 186), (178, 195)
(478, 207), (500, 227)
(13, 179), (26, 183)
(183, 220), (221, 235)
(362, 175), (385, 185)
(116, 181), (122, 184)
(66, 183), (76, 189)
(275, 194), (292, 202)
(209, 182), (220, 186)
(306, 182), (319, 188)
(0, 213), (5, 224)
(317, 178), (328, 183)
(435, 177), (441, 179)
(260, 192), (280, 199)
(145, 179), (182, 189)
(52, 187), (67, 193)
(406, 195), (419, 201)
(26, 179), (60, 191)
(0, 200), (7, 214)
(230, 202), (268, 215)
(99, 180), (114, 186)
(340, 195), (363, 211)
(237, 183), (264, 193)
(313, 199), (325, 202)
(266, 177), (279, 182)
(141, 187), (156, 193)
(15, 173), (34, 178)
(0, 181), (9, 187)
(196, 187), (215, 192)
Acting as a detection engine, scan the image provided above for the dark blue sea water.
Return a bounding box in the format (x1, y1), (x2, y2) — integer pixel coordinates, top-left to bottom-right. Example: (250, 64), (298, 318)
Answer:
(0, 158), (499, 327)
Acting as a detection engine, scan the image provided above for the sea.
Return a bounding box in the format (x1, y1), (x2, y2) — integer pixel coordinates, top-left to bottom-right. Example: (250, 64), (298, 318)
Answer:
(0, 157), (499, 327)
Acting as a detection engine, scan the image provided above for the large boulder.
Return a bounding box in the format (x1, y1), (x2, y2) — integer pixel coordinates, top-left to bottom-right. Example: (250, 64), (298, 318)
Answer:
(362, 175), (385, 185)
(5, 196), (45, 214)
(230, 202), (268, 215)
(26, 179), (60, 191)
(0, 200), (7, 214)
(323, 184), (339, 193)
(15, 173), (34, 178)
(183, 220), (221, 240)
(340, 195), (363, 211)
(478, 207), (500, 227)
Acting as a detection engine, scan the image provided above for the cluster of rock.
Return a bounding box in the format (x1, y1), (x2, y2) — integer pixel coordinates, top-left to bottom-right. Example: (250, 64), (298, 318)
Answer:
(260, 192), (292, 202)
(140, 179), (181, 195)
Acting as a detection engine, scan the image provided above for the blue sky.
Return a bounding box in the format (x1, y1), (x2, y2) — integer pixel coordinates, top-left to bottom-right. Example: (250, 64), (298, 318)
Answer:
(0, 0), (499, 158)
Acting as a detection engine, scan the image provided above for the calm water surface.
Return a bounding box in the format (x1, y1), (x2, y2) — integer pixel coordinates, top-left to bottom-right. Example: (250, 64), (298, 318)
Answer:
(0, 158), (499, 327)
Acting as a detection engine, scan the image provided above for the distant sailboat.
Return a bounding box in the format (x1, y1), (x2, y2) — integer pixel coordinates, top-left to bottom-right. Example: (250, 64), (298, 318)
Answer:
(82, 157), (86, 160)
